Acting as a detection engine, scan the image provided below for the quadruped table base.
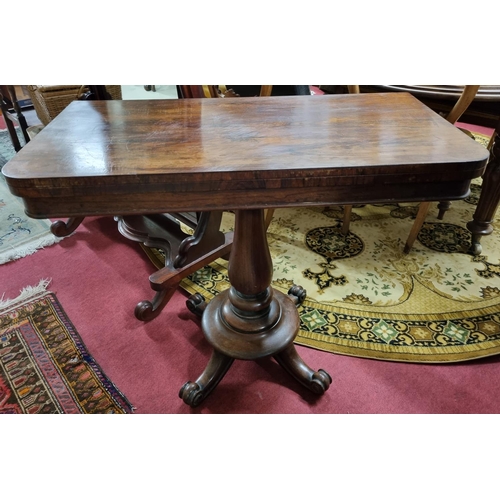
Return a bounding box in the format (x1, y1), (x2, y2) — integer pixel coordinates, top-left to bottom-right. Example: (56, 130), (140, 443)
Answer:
(3, 94), (489, 408)
(179, 209), (331, 408)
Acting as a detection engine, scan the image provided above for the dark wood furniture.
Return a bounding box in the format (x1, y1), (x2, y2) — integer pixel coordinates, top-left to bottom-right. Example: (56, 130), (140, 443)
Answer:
(467, 117), (500, 254)
(325, 85), (485, 248)
(3, 94), (489, 407)
(321, 85), (500, 129)
(115, 211), (232, 321)
(324, 85), (498, 253)
(0, 85), (40, 151)
(394, 85), (480, 253)
(42, 85), (228, 321)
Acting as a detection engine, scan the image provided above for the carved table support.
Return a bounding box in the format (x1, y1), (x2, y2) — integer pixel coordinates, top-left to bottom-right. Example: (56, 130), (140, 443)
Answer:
(467, 124), (500, 255)
(179, 209), (331, 407)
(50, 216), (85, 237)
(116, 211), (230, 321)
(49, 211), (231, 321)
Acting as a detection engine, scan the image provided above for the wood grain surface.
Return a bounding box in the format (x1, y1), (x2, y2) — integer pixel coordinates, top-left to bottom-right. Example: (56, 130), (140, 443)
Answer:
(3, 93), (489, 218)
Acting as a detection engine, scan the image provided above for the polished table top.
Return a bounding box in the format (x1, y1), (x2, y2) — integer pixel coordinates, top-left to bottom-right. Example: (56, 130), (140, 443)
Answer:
(3, 93), (489, 218)
(2, 92), (492, 407)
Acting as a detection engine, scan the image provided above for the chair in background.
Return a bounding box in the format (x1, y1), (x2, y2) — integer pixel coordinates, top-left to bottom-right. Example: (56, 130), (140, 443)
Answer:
(177, 85), (274, 99)
(0, 85), (122, 152)
(0, 85), (42, 151)
(339, 85), (483, 253)
(466, 116), (500, 254)
(27, 85), (122, 126)
(333, 85), (500, 129)
(402, 85), (481, 253)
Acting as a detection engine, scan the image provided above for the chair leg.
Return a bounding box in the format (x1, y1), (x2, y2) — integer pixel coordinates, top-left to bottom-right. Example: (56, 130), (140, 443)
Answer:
(437, 201), (451, 220)
(342, 205), (352, 234)
(264, 209), (275, 230)
(430, 86), (481, 223)
(404, 202), (431, 254)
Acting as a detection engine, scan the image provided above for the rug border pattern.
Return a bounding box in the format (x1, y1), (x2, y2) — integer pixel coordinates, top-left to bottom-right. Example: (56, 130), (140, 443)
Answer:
(0, 282), (133, 413)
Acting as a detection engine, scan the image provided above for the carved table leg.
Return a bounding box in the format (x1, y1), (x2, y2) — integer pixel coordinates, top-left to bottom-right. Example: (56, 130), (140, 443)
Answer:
(186, 293), (207, 317)
(179, 209), (331, 407)
(274, 344), (332, 394)
(135, 233), (232, 321)
(50, 216), (85, 236)
(467, 129), (500, 255)
(179, 350), (234, 407)
(135, 288), (176, 321)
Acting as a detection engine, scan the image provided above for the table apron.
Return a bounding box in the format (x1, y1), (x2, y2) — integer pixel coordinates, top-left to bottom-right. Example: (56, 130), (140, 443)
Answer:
(17, 179), (473, 219)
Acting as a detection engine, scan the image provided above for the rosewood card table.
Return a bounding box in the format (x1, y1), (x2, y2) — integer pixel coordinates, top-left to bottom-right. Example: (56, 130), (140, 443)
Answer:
(2, 93), (489, 407)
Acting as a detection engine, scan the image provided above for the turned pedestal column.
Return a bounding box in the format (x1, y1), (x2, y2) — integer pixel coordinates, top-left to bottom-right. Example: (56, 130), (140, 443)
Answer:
(179, 209), (332, 407)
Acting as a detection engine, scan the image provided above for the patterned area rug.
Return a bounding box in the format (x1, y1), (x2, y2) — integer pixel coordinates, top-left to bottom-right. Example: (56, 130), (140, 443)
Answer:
(0, 280), (133, 413)
(144, 133), (500, 363)
(0, 128), (64, 264)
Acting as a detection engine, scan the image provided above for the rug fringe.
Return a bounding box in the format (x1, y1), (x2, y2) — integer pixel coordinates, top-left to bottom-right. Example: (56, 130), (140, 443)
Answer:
(0, 278), (52, 312)
(0, 234), (63, 265)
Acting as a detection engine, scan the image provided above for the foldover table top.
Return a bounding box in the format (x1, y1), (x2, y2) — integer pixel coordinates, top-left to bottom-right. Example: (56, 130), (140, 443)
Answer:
(3, 92), (489, 218)
(2, 91), (492, 407)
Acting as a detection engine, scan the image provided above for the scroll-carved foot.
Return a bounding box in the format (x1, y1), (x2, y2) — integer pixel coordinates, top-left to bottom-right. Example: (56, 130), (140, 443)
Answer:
(288, 285), (307, 306)
(274, 344), (332, 395)
(50, 216), (85, 237)
(186, 293), (207, 317)
(134, 288), (176, 321)
(179, 350), (234, 407)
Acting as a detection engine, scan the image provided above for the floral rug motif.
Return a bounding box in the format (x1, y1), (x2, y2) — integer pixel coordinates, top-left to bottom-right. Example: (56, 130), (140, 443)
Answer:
(0, 129), (64, 264)
(0, 280), (133, 413)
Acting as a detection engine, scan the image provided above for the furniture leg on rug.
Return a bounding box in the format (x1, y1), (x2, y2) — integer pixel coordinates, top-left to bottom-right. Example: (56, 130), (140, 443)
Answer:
(402, 86), (481, 253)
(116, 211), (232, 321)
(338, 85), (482, 253)
(49, 212), (233, 321)
(3, 94), (488, 405)
(467, 117), (500, 254)
(179, 209), (331, 408)
(50, 216), (85, 236)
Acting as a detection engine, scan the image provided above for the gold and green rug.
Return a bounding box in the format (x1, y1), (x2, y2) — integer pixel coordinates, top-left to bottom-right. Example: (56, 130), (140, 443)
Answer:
(145, 133), (500, 363)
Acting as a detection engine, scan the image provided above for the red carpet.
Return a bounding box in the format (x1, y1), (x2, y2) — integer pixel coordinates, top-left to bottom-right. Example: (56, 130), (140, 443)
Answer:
(2, 216), (500, 413)
(456, 121), (494, 137)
